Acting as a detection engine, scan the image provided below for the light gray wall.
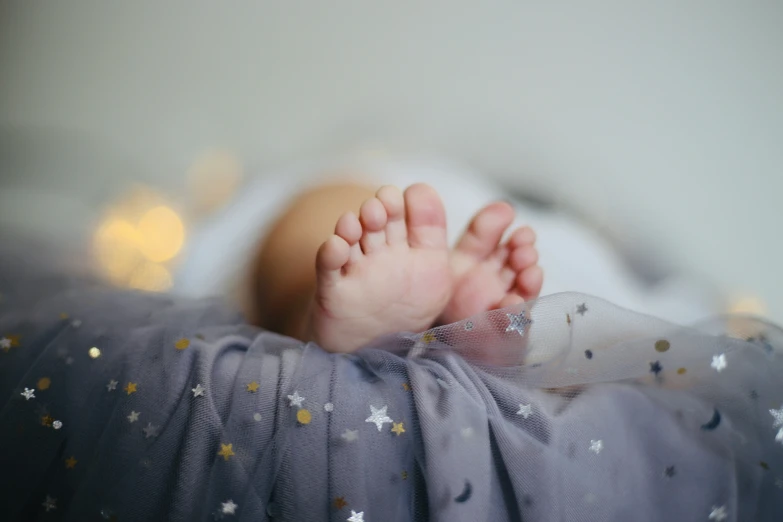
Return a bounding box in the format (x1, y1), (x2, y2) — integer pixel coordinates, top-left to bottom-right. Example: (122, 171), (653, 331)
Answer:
(1, 1), (781, 320)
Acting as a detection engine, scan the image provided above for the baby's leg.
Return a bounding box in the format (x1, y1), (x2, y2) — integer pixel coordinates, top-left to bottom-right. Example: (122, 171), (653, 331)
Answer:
(247, 181), (377, 339)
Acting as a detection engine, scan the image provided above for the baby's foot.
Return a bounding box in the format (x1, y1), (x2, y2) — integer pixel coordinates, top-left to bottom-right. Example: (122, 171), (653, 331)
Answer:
(439, 202), (543, 324)
(309, 184), (453, 352)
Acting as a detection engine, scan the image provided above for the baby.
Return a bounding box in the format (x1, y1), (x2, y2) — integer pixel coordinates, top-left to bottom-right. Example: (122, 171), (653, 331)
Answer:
(2, 181), (781, 521)
(247, 182), (544, 352)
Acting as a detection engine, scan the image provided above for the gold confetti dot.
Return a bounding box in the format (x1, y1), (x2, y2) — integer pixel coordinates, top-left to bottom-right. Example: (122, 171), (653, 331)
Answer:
(65, 456), (78, 469)
(655, 340), (671, 353)
(401, 470), (408, 480)
(402, 382), (410, 391)
(174, 338), (190, 350)
(41, 415), (54, 427)
(59, 312), (69, 320)
(37, 377), (51, 390)
(246, 381), (259, 393)
(89, 347), (101, 359)
(218, 443), (235, 461)
(297, 409), (312, 425)
(422, 332), (436, 344)
(334, 497), (347, 510)
(677, 368), (687, 375)
(124, 382), (138, 395)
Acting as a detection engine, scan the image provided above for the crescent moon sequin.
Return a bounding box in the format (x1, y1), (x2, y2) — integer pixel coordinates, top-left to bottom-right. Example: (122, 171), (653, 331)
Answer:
(701, 409), (722, 431)
(454, 481), (473, 503)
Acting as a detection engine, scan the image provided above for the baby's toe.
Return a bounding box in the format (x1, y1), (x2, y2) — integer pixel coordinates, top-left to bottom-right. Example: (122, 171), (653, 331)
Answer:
(509, 226), (536, 248)
(359, 197), (388, 254)
(316, 235), (351, 284)
(497, 292), (525, 309)
(516, 265), (544, 300)
(509, 245), (539, 272)
(403, 183), (448, 250)
(376, 185), (406, 244)
(334, 211), (363, 265)
(454, 202), (515, 260)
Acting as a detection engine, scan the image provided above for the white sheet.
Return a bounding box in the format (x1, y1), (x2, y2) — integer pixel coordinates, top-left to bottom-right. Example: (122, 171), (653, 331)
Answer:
(175, 157), (718, 324)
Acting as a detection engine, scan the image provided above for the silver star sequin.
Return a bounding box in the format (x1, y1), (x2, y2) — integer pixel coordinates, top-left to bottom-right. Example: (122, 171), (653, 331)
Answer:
(505, 311), (533, 336)
(576, 303), (588, 316)
(128, 410), (140, 423)
(253, 413), (262, 422)
(770, 406), (783, 428)
(143, 422), (160, 438)
(71, 319), (82, 328)
(324, 402), (334, 412)
(287, 390), (305, 408)
(711, 354), (727, 372)
(52, 420), (62, 430)
(192, 384), (205, 397)
(341, 429), (359, 442)
(347, 510), (364, 522)
(516, 403), (532, 419)
(221, 500), (238, 515)
(365, 405), (393, 431)
(21, 387), (35, 400)
(42, 495), (56, 512)
(708, 505), (727, 521)
(107, 379), (119, 392)
(0, 337), (11, 349)
(589, 439), (603, 454)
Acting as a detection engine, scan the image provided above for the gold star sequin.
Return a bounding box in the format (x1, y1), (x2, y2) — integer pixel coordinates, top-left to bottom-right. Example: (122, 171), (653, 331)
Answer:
(655, 340), (671, 353)
(401, 470), (408, 480)
(59, 313), (69, 320)
(124, 382), (138, 395)
(391, 422), (405, 436)
(218, 443), (235, 461)
(246, 381), (259, 393)
(677, 368), (687, 375)
(334, 497), (347, 510)
(65, 456), (78, 469)
(402, 382), (410, 391)
(297, 409), (312, 425)
(174, 338), (190, 350)
(37, 377), (51, 390)
(422, 332), (436, 344)
(41, 415), (54, 427)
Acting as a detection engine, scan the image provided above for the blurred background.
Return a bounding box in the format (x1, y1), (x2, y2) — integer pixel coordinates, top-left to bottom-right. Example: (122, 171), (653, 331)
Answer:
(0, 1), (780, 325)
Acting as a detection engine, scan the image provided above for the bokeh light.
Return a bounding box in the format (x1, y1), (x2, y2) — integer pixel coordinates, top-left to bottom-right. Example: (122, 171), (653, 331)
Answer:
(92, 187), (184, 292)
(728, 296), (767, 317)
(187, 149), (243, 217)
(137, 206), (185, 263)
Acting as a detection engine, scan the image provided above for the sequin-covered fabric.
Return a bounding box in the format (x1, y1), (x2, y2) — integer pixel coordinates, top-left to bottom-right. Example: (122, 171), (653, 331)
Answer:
(1, 262), (782, 520)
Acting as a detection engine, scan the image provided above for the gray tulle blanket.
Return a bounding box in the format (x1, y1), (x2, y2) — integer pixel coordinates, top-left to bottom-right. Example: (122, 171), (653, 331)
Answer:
(1, 260), (782, 521)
